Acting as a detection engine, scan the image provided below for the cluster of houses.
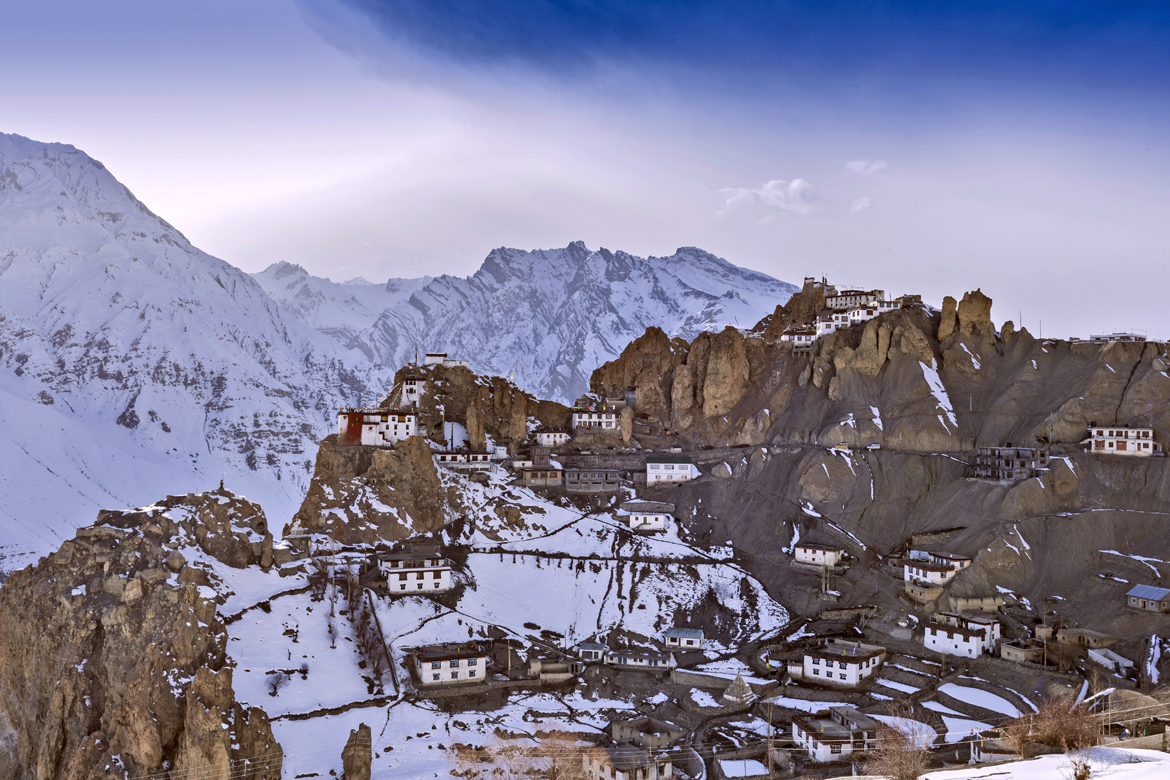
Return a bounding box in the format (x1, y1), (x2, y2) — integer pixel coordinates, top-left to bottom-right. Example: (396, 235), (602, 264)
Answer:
(778, 279), (921, 350)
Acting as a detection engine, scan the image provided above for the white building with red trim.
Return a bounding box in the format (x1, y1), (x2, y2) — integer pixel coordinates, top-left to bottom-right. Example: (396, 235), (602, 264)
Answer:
(337, 407), (417, 447)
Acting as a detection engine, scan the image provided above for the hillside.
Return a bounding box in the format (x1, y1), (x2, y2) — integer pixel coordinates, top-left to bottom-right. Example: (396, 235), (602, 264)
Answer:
(0, 132), (396, 565)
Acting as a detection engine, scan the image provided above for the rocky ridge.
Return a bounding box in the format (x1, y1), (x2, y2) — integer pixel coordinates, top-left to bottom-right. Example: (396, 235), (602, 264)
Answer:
(0, 488), (283, 780)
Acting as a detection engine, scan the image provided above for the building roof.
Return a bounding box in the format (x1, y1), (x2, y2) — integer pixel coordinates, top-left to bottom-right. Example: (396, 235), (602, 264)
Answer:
(645, 455), (694, 464)
(604, 744), (654, 771)
(1128, 584), (1170, 601)
(577, 641), (608, 652)
(805, 640), (885, 663)
(612, 717), (683, 738)
(795, 542), (843, 552)
(414, 642), (489, 662)
(620, 501), (676, 514)
(665, 627), (704, 640)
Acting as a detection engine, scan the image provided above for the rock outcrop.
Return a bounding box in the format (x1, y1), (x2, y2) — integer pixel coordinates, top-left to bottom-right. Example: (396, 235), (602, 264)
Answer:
(0, 490), (282, 780)
(341, 724), (372, 780)
(290, 434), (451, 545)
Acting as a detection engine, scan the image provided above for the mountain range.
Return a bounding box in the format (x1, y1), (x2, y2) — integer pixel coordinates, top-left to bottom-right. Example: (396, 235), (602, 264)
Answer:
(0, 132), (795, 563)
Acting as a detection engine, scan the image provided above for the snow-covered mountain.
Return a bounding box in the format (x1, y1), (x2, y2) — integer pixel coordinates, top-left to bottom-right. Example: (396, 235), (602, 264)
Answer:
(254, 243), (797, 402)
(0, 133), (394, 565)
(0, 131), (795, 564)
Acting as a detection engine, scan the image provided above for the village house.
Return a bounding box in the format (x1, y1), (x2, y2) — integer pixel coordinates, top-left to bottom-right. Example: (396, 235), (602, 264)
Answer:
(815, 310), (851, 338)
(971, 736), (1020, 764)
(646, 455), (700, 485)
(535, 430), (571, 447)
(780, 326), (816, 351)
(663, 627), (704, 650)
(904, 550), (971, 587)
(528, 655), (584, 684)
(610, 717), (685, 749)
(433, 451), (495, 472)
(423, 352), (469, 368)
(336, 407), (417, 447)
(975, 445), (1050, 480)
(791, 706), (879, 763)
(1000, 639), (1045, 664)
(826, 289), (886, 311)
(1084, 425), (1162, 456)
(1127, 584), (1170, 612)
(518, 466), (563, 488)
(413, 641), (490, 686)
(576, 641), (608, 662)
(793, 542), (845, 568)
(602, 648), (677, 672)
(564, 468), (631, 493)
(583, 744), (672, 780)
(619, 501), (675, 532)
(786, 639), (886, 687)
(571, 400), (625, 433)
(377, 545), (452, 594)
(1088, 647), (1135, 676)
(1078, 332), (1147, 344)
(1056, 628), (1118, 649)
(923, 612), (1000, 658)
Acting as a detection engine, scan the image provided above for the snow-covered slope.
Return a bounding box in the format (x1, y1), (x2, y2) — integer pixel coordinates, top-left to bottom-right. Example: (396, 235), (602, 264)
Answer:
(255, 243), (797, 403)
(253, 261), (431, 345)
(0, 133), (394, 564)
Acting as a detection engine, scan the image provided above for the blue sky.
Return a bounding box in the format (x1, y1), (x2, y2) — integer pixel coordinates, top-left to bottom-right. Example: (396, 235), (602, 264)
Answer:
(2, 0), (1169, 339)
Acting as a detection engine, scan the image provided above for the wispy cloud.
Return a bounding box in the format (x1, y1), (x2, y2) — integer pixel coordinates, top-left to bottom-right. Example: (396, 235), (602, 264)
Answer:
(849, 196), (872, 215)
(717, 178), (816, 218)
(846, 160), (887, 175)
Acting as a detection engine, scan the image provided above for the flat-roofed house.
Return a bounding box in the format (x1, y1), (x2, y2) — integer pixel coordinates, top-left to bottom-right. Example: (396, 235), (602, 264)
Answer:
(793, 543), (845, 568)
(923, 613), (1000, 658)
(646, 456), (700, 485)
(583, 744), (672, 780)
(1084, 425), (1162, 456)
(377, 547), (452, 594)
(610, 717), (685, 749)
(337, 407), (418, 447)
(413, 642), (489, 686)
(618, 501), (675, 532)
(577, 641), (608, 662)
(787, 639), (886, 687)
(792, 706), (879, 763)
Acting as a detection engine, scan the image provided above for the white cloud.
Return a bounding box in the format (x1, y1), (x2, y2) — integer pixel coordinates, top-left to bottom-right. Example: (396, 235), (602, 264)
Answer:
(849, 196), (872, 215)
(717, 178), (816, 218)
(846, 160), (888, 175)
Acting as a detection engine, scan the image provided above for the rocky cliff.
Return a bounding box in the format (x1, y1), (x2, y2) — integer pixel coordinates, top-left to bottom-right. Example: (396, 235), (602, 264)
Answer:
(0, 488), (282, 780)
(593, 289), (1170, 454)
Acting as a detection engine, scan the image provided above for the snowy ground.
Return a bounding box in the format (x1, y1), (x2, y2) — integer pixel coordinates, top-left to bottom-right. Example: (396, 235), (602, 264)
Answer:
(921, 747), (1170, 780)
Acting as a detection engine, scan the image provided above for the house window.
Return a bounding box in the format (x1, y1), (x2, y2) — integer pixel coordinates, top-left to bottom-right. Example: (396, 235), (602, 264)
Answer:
(433, 571), (442, 578)
(431, 661), (441, 669)
(468, 658), (477, 666)
(831, 745), (842, 754)
(840, 674), (846, 680)
(451, 672), (459, 679)
(432, 673), (440, 681)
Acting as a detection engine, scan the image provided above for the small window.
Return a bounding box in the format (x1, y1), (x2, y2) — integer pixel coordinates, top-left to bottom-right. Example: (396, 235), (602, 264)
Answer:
(432, 673), (439, 681)
(431, 661), (441, 669)
(451, 671), (459, 679)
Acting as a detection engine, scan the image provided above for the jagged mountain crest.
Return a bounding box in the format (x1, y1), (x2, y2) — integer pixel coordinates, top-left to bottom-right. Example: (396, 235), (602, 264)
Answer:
(258, 240), (798, 403)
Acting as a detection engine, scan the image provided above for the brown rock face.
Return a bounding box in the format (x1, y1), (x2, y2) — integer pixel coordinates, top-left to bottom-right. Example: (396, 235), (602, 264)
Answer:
(955, 288), (994, 338)
(0, 494), (282, 780)
(758, 278), (828, 342)
(385, 363), (568, 453)
(938, 295), (958, 340)
(590, 327), (689, 422)
(291, 435), (450, 546)
(701, 328), (751, 418)
(341, 723), (372, 780)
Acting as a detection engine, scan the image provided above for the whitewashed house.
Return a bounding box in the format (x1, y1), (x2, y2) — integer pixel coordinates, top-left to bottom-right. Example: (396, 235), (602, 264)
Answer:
(535, 431), (571, 447)
(663, 627), (704, 650)
(378, 549), (452, 594)
(619, 501), (674, 532)
(423, 352), (469, 368)
(603, 649), (676, 671)
(815, 311), (851, 338)
(646, 456), (700, 485)
(794, 543), (845, 568)
(826, 289), (886, 311)
(336, 407), (417, 447)
(787, 639), (885, 688)
(571, 401), (624, 432)
(903, 550), (971, 586)
(1084, 425), (1162, 456)
(780, 326), (816, 349)
(923, 613), (1000, 658)
(792, 707), (879, 763)
(400, 376), (425, 408)
(413, 642), (489, 686)
(583, 745), (672, 780)
(433, 451), (495, 472)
